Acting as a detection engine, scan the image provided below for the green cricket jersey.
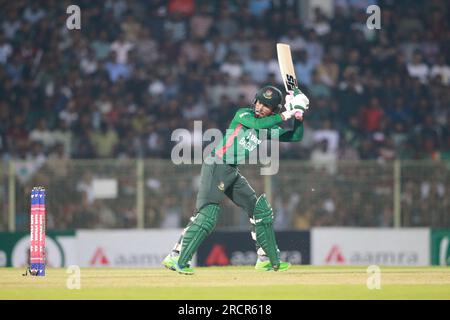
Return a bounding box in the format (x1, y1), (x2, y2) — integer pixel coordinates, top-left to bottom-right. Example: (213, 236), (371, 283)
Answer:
(212, 107), (304, 164)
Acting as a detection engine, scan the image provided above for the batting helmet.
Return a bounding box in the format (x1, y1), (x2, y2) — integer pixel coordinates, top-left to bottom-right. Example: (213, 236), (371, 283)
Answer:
(254, 86), (283, 114)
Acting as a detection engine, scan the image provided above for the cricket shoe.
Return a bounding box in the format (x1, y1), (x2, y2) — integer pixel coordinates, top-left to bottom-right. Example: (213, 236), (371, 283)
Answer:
(255, 258), (291, 272)
(162, 254), (178, 271)
(173, 263), (195, 275)
(162, 254), (195, 275)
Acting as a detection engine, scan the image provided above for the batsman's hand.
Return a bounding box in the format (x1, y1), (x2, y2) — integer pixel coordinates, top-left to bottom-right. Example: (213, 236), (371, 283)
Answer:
(285, 88), (309, 113)
(281, 109), (302, 121)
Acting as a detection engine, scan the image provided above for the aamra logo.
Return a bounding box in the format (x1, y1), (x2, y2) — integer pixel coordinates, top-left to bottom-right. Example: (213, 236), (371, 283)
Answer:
(263, 89), (273, 99)
(90, 247), (110, 266)
(206, 244), (229, 266)
(325, 245), (345, 264)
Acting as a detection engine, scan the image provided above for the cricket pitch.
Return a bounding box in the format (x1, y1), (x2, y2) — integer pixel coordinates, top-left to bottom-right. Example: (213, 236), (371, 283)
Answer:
(1, 266), (449, 300)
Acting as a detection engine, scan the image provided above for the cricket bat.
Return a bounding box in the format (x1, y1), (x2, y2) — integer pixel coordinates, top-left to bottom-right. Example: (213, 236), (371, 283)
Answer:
(276, 43), (303, 119)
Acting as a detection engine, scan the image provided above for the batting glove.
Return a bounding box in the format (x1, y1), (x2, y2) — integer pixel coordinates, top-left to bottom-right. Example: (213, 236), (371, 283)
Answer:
(284, 90), (295, 111)
(285, 89), (309, 112)
(281, 109), (301, 121)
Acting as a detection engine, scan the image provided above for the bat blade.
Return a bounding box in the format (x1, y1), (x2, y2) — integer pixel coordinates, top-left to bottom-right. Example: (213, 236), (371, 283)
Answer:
(276, 43), (298, 92)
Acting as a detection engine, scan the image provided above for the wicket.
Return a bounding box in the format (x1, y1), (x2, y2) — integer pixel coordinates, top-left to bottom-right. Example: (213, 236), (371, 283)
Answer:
(28, 187), (46, 276)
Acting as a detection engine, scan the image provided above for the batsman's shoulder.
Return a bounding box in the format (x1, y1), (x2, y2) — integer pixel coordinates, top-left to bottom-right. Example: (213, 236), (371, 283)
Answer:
(234, 107), (253, 119)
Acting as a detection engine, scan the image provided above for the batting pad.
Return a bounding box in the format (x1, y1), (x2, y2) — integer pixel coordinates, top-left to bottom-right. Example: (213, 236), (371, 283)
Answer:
(253, 194), (280, 269)
(178, 204), (220, 268)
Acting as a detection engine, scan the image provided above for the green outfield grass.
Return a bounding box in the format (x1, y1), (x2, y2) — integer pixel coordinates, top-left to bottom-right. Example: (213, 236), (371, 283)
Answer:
(1, 266), (449, 300)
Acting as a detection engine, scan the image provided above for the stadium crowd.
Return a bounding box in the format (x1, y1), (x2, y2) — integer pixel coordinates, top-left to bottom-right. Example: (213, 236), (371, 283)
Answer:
(0, 0), (449, 230)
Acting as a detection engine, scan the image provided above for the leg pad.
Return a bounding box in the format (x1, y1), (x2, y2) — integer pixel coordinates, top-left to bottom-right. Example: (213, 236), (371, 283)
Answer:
(254, 194), (280, 269)
(178, 204), (220, 268)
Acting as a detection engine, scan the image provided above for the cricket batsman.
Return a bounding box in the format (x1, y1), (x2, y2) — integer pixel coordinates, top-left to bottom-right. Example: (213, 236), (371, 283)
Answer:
(163, 85), (309, 274)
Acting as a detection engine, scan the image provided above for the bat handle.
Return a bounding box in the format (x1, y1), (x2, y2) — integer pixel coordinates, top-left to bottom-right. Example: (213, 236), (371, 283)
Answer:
(293, 87), (303, 95)
(294, 111), (303, 120)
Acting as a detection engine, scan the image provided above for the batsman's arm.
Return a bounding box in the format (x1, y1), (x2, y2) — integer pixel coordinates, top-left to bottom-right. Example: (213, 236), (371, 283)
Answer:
(236, 109), (283, 129)
(273, 120), (304, 142)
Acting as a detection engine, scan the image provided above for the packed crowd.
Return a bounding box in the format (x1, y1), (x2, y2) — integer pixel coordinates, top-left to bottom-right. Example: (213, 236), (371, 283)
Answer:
(1, 0), (449, 230)
(1, 0), (449, 163)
